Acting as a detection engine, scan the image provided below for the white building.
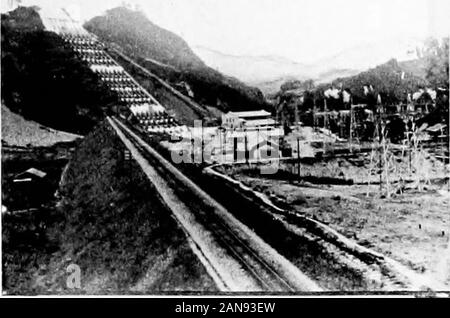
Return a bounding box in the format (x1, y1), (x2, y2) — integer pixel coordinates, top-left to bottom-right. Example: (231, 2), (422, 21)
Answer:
(222, 110), (276, 130)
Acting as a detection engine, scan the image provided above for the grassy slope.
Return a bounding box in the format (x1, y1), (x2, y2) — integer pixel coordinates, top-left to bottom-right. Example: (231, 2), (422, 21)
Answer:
(2, 121), (216, 294)
(1, 104), (82, 147)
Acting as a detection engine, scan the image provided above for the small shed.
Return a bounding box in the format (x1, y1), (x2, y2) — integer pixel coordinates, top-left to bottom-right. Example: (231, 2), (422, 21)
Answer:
(11, 168), (50, 209)
(13, 168), (47, 183)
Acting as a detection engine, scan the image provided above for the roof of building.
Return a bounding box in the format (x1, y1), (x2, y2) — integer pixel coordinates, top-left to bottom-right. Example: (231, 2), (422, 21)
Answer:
(15, 168), (47, 179)
(228, 110), (271, 118)
(284, 88), (305, 97)
(243, 118), (276, 127)
(427, 123), (447, 132)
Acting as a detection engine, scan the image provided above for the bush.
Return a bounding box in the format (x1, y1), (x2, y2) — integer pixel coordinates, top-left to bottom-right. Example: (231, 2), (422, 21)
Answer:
(57, 122), (214, 290)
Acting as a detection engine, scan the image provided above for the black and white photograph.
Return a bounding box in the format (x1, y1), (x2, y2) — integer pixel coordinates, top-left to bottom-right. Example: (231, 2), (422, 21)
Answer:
(0, 0), (449, 300)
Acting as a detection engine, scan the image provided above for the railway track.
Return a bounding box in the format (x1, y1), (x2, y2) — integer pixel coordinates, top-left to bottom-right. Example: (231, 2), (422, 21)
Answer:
(107, 116), (321, 292)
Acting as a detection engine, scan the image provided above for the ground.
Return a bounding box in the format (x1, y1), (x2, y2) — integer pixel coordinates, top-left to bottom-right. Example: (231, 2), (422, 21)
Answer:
(218, 158), (450, 288)
(1, 105), (81, 147)
(2, 121), (217, 294)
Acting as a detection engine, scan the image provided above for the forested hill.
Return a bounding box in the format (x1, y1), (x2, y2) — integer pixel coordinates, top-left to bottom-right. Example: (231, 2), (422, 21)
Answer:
(320, 59), (429, 105)
(1, 7), (118, 135)
(84, 6), (268, 113)
(276, 41), (448, 126)
(85, 7), (204, 70)
(317, 36), (449, 106)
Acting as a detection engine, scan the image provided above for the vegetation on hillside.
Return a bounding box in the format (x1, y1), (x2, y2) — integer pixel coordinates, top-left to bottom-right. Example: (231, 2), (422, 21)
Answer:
(280, 79), (315, 93)
(54, 122), (216, 292)
(2, 154), (68, 294)
(1, 7), (118, 135)
(278, 38), (448, 104)
(84, 6), (268, 114)
(414, 37), (449, 126)
(1, 104), (81, 147)
(86, 7), (204, 69)
(421, 37), (449, 88)
(2, 207), (62, 295)
(317, 59), (429, 106)
(2, 121), (216, 294)
(276, 37), (449, 128)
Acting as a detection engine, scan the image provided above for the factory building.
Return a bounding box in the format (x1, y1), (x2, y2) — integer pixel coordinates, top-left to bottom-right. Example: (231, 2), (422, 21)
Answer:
(222, 110), (276, 130)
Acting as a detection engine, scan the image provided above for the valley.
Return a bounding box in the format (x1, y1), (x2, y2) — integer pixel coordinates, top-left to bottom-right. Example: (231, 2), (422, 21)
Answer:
(1, 3), (449, 296)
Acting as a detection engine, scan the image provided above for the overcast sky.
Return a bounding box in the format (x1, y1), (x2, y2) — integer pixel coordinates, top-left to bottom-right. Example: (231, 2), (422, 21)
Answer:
(7, 0), (450, 63)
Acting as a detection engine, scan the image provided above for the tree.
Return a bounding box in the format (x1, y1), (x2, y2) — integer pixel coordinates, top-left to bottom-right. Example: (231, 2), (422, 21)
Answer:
(423, 37), (449, 88)
(417, 37), (449, 126)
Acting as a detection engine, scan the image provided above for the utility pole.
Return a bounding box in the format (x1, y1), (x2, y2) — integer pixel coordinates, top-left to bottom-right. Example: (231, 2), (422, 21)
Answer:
(201, 124), (204, 164)
(256, 128), (260, 161)
(233, 136), (238, 162)
(349, 105), (353, 152)
(297, 137), (301, 179)
(323, 99), (330, 156)
(223, 129), (227, 163)
(378, 113), (383, 194)
(408, 130), (412, 174)
(218, 128), (223, 163)
(244, 129), (249, 164)
(191, 135), (195, 164)
(313, 98), (318, 130)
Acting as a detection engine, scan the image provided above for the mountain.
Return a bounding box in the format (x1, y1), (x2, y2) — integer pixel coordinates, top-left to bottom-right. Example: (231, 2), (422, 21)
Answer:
(85, 8), (205, 70)
(316, 58), (429, 105)
(315, 37), (422, 73)
(272, 58), (433, 130)
(1, 7), (117, 135)
(193, 46), (313, 84)
(193, 46), (361, 95)
(193, 37), (426, 96)
(399, 58), (428, 80)
(84, 7), (267, 114)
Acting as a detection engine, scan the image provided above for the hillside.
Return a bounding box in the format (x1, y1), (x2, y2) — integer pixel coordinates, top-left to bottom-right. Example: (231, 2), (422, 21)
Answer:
(1, 104), (81, 147)
(1, 6), (118, 135)
(86, 8), (204, 70)
(317, 59), (430, 105)
(273, 58), (434, 126)
(314, 37), (422, 75)
(84, 7), (267, 114)
(399, 58), (428, 80)
(2, 121), (217, 294)
(194, 37), (426, 96)
(193, 46), (313, 84)
(194, 46), (360, 96)
(275, 37), (448, 110)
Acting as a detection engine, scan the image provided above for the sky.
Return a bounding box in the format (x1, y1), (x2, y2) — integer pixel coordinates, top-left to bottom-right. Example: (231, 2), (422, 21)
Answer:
(4, 0), (450, 64)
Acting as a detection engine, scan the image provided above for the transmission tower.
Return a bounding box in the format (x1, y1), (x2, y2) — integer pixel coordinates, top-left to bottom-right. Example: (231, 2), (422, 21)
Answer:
(349, 105), (362, 152)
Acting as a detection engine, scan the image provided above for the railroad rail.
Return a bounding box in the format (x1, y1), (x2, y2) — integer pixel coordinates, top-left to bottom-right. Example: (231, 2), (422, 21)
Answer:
(107, 116), (321, 292)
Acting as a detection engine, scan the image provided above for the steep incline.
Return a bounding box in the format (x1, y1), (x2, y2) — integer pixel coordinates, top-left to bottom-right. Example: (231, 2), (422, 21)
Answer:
(84, 7), (268, 114)
(1, 104), (81, 147)
(1, 7), (117, 135)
